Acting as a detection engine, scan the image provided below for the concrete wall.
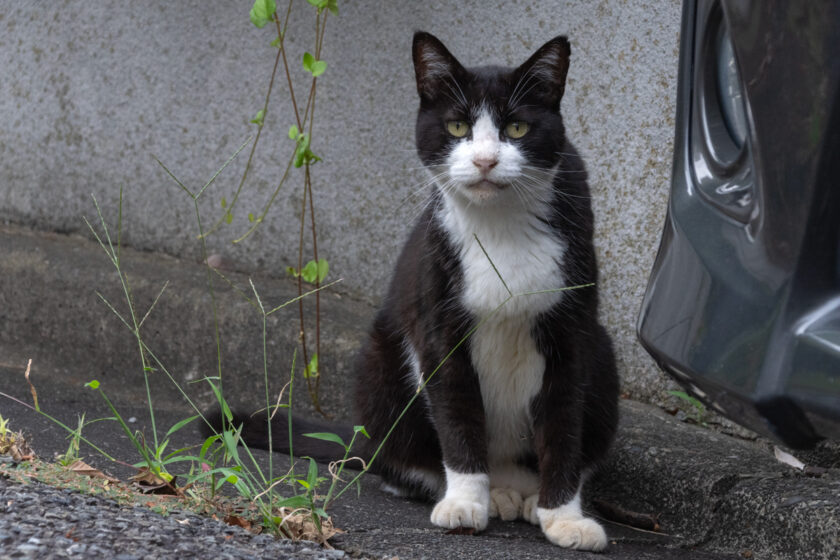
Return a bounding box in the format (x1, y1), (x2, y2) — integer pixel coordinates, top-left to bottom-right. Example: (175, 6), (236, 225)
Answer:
(0, 1), (682, 402)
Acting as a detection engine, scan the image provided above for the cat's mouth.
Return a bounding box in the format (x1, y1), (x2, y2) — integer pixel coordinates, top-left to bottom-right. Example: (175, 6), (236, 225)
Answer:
(466, 179), (507, 200)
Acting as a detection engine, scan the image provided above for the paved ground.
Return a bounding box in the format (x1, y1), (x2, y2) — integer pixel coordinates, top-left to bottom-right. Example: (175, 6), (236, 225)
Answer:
(1, 224), (839, 559)
(1, 361), (737, 560)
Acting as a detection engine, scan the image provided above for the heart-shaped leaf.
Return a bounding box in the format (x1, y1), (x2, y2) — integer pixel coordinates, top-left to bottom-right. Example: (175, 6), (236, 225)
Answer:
(249, 0), (276, 28)
(302, 52), (327, 77)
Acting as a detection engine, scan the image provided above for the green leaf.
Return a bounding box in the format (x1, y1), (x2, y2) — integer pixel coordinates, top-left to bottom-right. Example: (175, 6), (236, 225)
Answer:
(353, 425), (370, 439)
(307, 0), (337, 14)
(312, 60), (327, 77)
(85, 380), (100, 390)
(249, 0), (276, 28)
(302, 53), (327, 77)
(306, 457), (319, 488)
(303, 353), (318, 379)
(225, 211), (233, 224)
(226, 474), (239, 484)
(668, 390), (704, 411)
(154, 439), (170, 461)
(296, 478), (311, 490)
(288, 124), (299, 139)
(164, 415), (199, 439)
(248, 212), (255, 223)
(300, 259), (318, 283)
(302, 52), (315, 72)
(250, 109), (265, 126)
(270, 35), (282, 48)
(275, 495), (311, 509)
(220, 197), (227, 209)
(293, 133), (310, 168)
(286, 265), (299, 278)
(316, 258), (329, 283)
(199, 434), (220, 460)
(303, 431), (346, 449)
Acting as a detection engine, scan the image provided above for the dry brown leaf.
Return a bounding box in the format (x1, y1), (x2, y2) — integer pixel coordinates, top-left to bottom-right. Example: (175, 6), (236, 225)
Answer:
(130, 467), (179, 495)
(9, 441), (35, 462)
(592, 498), (661, 532)
(24, 359), (39, 411)
(224, 515), (252, 531)
(1, 430), (34, 462)
(68, 460), (119, 483)
(273, 507), (343, 544)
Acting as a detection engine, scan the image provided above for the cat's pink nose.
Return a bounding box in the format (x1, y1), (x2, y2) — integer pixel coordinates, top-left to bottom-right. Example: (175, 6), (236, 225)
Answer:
(473, 157), (498, 174)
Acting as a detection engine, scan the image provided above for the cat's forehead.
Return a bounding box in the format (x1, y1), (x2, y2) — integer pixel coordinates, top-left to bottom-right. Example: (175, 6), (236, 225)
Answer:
(465, 65), (516, 95)
(447, 65), (518, 119)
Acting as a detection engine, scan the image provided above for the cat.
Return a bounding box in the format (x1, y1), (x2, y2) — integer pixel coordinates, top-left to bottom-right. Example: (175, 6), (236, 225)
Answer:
(211, 31), (619, 552)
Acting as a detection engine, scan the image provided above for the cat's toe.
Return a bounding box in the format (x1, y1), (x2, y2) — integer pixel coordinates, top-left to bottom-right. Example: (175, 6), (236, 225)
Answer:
(489, 488), (522, 521)
(522, 494), (540, 525)
(431, 497), (489, 530)
(538, 511), (608, 551)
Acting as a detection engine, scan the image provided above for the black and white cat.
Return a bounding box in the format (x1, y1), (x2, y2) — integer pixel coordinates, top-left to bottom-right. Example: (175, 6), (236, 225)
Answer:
(219, 32), (619, 552)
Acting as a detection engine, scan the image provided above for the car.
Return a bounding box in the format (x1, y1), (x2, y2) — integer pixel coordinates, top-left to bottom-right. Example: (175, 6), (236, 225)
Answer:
(637, 0), (840, 449)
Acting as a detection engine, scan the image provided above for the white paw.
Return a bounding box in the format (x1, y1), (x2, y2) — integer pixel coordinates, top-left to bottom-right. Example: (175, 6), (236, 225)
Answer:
(538, 509), (608, 551)
(431, 496), (489, 530)
(523, 494), (540, 525)
(489, 488), (522, 521)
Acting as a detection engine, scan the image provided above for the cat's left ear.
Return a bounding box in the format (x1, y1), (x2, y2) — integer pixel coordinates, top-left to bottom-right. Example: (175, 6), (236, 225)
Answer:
(513, 36), (571, 109)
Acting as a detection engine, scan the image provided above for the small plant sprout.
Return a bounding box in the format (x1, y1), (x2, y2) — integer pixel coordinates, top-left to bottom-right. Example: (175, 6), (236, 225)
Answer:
(57, 412), (86, 467)
(668, 389), (708, 425)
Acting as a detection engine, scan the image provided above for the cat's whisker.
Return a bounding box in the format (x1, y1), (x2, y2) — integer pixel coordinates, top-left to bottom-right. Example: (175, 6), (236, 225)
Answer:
(443, 72), (469, 109)
(508, 70), (540, 109)
(398, 175), (452, 216)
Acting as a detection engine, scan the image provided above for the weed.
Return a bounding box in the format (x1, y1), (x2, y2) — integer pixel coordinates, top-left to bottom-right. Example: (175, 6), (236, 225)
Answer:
(56, 413), (86, 467)
(668, 389), (708, 425)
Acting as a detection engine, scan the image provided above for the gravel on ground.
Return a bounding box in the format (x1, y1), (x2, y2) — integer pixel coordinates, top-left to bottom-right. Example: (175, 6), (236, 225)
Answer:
(0, 476), (346, 560)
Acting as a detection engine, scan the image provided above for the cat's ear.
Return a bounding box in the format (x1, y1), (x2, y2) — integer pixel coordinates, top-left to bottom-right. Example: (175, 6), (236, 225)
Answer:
(513, 36), (571, 109)
(412, 32), (466, 101)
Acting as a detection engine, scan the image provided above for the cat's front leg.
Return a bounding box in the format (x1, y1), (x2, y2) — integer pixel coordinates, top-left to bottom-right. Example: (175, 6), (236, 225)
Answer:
(420, 344), (491, 531)
(530, 352), (608, 551)
(430, 467), (490, 529)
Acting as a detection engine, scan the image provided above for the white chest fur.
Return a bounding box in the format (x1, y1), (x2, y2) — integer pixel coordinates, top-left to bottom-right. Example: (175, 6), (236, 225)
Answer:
(438, 193), (567, 465)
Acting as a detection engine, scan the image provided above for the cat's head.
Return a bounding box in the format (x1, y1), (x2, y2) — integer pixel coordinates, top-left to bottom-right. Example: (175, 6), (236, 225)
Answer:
(412, 32), (571, 207)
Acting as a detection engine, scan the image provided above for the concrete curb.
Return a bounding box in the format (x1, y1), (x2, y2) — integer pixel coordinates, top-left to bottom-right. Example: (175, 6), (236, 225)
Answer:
(1, 223), (838, 559)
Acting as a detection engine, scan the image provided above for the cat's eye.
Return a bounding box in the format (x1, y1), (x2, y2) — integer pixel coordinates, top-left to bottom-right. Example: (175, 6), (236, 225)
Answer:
(505, 122), (530, 139)
(446, 121), (470, 138)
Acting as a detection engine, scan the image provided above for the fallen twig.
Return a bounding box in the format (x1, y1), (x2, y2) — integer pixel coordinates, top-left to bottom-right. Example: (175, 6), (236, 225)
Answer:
(592, 499), (661, 532)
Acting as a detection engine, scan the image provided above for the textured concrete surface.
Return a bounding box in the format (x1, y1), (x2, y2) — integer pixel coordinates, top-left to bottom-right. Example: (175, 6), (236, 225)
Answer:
(0, 1), (682, 402)
(0, 223), (369, 420)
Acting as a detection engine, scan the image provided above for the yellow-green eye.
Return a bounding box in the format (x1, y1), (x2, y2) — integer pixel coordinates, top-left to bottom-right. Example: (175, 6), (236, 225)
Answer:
(505, 122), (530, 139)
(446, 121), (470, 138)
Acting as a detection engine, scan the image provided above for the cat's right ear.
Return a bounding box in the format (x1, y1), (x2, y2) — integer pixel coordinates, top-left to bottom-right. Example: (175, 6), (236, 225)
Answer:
(412, 32), (466, 101)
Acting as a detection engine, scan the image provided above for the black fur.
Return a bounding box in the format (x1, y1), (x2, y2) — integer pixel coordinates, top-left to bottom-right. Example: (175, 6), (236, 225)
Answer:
(209, 31), (618, 516)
